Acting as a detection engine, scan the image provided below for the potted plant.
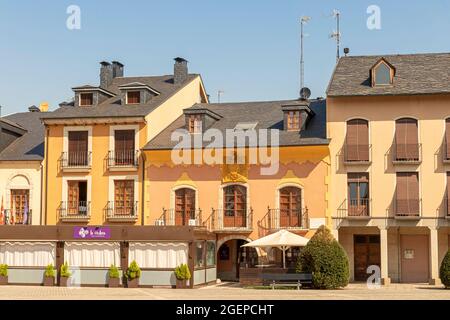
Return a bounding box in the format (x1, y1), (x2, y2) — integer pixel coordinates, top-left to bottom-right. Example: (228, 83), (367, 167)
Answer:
(59, 262), (71, 287)
(174, 263), (191, 289)
(125, 260), (141, 288)
(0, 264), (8, 285)
(108, 264), (120, 288)
(43, 264), (56, 286)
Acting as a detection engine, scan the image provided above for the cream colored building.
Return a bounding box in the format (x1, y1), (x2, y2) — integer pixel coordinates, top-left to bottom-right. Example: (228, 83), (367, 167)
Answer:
(327, 53), (450, 284)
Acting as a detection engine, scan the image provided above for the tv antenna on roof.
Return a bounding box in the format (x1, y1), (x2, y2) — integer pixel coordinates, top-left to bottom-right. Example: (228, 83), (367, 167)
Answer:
(217, 90), (224, 103)
(329, 9), (341, 63)
(300, 16), (311, 91)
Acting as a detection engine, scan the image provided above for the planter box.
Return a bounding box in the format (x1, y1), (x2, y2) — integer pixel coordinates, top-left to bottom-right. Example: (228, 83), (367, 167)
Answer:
(59, 277), (69, 287)
(108, 277), (120, 288)
(0, 276), (7, 285)
(127, 278), (139, 288)
(44, 276), (55, 287)
(176, 279), (188, 289)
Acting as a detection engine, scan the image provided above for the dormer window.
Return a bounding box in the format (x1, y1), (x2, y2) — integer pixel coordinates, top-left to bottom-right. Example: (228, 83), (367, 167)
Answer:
(126, 91), (141, 104)
(80, 93), (93, 106)
(189, 115), (202, 133)
(287, 111), (301, 131)
(371, 58), (395, 86)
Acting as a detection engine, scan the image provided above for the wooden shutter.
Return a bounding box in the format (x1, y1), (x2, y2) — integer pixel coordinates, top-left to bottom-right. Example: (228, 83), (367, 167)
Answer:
(447, 172), (450, 215)
(175, 188), (196, 225)
(114, 180), (134, 215)
(446, 119), (450, 160)
(67, 181), (79, 215)
(68, 131), (88, 166)
(223, 185), (247, 227)
(115, 130), (135, 165)
(127, 91), (140, 104)
(279, 187), (301, 227)
(396, 118), (418, 160)
(396, 172), (419, 214)
(346, 119), (369, 161)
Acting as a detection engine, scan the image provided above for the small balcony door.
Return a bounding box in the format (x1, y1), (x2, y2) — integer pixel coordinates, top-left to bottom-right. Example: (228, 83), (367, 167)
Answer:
(348, 173), (369, 216)
(68, 181), (88, 215)
(10, 189), (30, 224)
(279, 187), (301, 227)
(175, 188), (196, 226)
(114, 130), (135, 165)
(223, 185), (247, 228)
(68, 131), (89, 166)
(114, 180), (134, 216)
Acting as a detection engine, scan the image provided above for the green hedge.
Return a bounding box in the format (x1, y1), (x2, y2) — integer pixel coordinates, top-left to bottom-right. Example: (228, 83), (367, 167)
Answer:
(440, 250), (450, 288)
(296, 225), (349, 289)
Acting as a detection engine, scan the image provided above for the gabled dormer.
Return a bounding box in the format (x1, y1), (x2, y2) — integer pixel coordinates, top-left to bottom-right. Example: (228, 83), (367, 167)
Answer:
(118, 82), (160, 106)
(72, 85), (115, 107)
(281, 102), (314, 132)
(370, 57), (395, 87)
(183, 107), (222, 133)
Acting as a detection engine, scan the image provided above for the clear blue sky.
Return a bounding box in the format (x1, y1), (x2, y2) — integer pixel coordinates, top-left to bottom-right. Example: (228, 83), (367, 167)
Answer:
(1, 0), (450, 114)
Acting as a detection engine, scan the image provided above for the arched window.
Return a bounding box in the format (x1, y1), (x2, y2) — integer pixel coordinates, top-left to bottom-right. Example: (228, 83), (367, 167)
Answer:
(175, 188), (196, 226)
(345, 119), (369, 162)
(223, 185), (247, 228)
(279, 186), (302, 227)
(395, 118), (419, 161)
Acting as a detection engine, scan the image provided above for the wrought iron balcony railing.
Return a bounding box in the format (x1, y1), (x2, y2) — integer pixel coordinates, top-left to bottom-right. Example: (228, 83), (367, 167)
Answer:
(106, 201), (138, 222)
(155, 208), (203, 227)
(60, 151), (92, 170)
(107, 150), (139, 169)
(59, 201), (91, 221)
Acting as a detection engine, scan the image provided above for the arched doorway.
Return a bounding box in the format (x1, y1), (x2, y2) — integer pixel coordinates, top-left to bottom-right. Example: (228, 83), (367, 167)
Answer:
(216, 237), (257, 282)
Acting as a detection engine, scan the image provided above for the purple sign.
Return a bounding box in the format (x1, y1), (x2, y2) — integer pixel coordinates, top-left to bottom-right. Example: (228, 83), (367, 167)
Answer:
(73, 226), (111, 239)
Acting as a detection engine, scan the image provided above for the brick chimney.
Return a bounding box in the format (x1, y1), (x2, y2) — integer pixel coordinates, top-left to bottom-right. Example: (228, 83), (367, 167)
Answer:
(174, 57), (188, 84)
(100, 61), (113, 88)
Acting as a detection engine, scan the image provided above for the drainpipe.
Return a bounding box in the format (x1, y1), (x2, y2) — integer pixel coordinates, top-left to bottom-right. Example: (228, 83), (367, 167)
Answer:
(44, 127), (50, 225)
(141, 151), (146, 226)
(39, 163), (43, 225)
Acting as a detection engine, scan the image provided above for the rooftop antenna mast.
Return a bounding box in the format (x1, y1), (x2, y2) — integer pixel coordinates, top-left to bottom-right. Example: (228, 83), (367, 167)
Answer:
(300, 16), (311, 90)
(217, 90), (224, 103)
(330, 9), (341, 63)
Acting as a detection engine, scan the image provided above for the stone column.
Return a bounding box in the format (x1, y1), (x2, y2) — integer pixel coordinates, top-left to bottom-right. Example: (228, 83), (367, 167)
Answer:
(379, 227), (391, 285)
(429, 227), (441, 286)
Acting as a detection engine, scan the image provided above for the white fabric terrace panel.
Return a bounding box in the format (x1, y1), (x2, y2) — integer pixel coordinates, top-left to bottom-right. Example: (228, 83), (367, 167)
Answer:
(129, 242), (188, 269)
(65, 242), (120, 268)
(0, 242), (55, 267)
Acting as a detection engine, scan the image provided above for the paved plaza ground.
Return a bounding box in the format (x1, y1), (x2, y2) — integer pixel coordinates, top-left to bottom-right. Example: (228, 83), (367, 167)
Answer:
(0, 282), (449, 300)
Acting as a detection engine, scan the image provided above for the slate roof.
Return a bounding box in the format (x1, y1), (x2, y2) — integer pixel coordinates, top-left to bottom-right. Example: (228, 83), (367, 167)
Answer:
(0, 111), (44, 161)
(41, 74), (199, 120)
(144, 99), (328, 150)
(327, 53), (450, 97)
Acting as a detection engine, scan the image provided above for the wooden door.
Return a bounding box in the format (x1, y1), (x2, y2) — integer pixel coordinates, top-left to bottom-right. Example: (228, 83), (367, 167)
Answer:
(354, 235), (381, 281)
(114, 130), (135, 165)
(68, 131), (88, 166)
(400, 235), (429, 283)
(279, 187), (301, 227)
(114, 180), (134, 216)
(67, 181), (80, 215)
(10, 189), (29, 224)
(175, 188), (196, 225)
(347, 173), (370, 216)
(346, 119), (369, 161)
(224, 185), (247, 227)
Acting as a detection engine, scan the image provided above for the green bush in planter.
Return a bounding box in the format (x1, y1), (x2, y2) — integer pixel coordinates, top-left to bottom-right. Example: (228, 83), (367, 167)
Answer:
(296, 225), (349, 289)
(109, 265), (120, 279)
(126, 260), (141, 280)
(44, 264), (56, 278)
(60, 262), (71, 278)
(440, 250), (450, 288)
(0, 264), (8, 277)
(174, 264), (191, 280)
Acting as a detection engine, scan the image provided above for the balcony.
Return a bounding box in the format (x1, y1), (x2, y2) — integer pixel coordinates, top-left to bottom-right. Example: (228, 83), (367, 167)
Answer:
(59, 201), (91, 222)
(343, 144), (372, 165)
(155, 208), (203, 227)
(337, 199), (371, 220)
(392, 143), (422, 165)
(105, 201), (138, 222)
(394, 198), (422, 220)
(204, 208), (253, 232)
(60, 151), (92, 172)
(1, 209), (32, 225)
(258, 207), (309, 231)
(107, 150), (139, 171)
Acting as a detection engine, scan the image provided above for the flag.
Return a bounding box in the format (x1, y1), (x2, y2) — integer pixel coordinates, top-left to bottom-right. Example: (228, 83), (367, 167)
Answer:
(0, 196), (4, 225)
(23, 195), (28, 225)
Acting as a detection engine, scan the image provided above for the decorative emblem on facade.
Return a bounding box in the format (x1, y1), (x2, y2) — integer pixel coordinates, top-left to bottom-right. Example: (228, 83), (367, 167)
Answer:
(222, 163), (248, 183)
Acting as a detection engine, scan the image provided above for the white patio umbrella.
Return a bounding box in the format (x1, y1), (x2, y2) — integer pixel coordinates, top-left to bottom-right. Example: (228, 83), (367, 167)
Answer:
(241, 229), (309, 268)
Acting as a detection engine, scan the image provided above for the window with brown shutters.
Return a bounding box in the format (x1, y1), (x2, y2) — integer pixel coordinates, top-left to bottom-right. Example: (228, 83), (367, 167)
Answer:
(68, 131), (89, 166)
(188, 115), (202, 133)
(287, 111), (301, 131)
(126, 91), (140, 104)
(396, 172), (420, 216)
(80, 93), (93, 106)
(114, 130), (135, 165)
(279, 187), (302, 227)
(114, 180), (134, 216)
(175, 188), (196, 226)
(347, 173), (370, 216)
(223, 185), (247, 227)
(395, 118), (419, 162)
(345, 119), (369, 162)
(67, 181), (87, 215)
(445, 119), (450, 161)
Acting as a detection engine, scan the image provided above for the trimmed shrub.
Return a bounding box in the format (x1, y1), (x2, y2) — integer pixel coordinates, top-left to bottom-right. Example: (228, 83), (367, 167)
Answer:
(44, 264), (56, 278)
(174, 264), (191, 280)
(296, 225), (349, 289)
(60, 262), (71, 278)
(126, 260), (141, 280)
(108, 265), (120, 279)
(440, 250), (450, 288)
(0, 264), (7, 277)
